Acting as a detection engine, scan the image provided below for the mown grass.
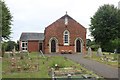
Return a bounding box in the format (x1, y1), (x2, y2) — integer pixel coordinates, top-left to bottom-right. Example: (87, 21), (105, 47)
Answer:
(2, 52), (99, 78)
(84, 51), (120, 68)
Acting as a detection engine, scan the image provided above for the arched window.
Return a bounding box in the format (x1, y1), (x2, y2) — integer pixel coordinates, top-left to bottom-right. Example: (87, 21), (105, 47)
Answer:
(63, 30), (70, 45)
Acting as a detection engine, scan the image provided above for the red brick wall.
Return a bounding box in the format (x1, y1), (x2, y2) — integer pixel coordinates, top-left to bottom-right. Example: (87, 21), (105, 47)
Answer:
(59, 46), (74, 53)
(44, 15), (86, 54)
(28, 40), (39, 52)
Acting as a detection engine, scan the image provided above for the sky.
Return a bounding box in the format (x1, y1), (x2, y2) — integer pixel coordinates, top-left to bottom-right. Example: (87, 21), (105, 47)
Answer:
(5, 0), (120, 41)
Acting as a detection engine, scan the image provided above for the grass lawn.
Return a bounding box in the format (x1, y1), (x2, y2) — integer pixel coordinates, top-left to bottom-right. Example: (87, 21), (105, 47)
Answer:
(84, 51), (120, 68)
(2, 52), (100, 78)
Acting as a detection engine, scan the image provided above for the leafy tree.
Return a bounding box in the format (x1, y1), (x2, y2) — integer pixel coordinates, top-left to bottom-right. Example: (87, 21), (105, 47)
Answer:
(111, 38), (120, 53)
(90, 4), (120, 52)
(5, 41), (16, 51)
(0, 0), (12, 57)
(86, 39), (91, 47)
(86, 39), (100, 51)
(2, 41), (18, 52)
(1, 0), (12, 40)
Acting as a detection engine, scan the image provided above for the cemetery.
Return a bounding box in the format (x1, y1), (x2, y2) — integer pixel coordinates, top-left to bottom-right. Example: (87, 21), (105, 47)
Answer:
(85, 47), (119, 68)
(2, 52), (102, 79)
(1, 0), (120, 79)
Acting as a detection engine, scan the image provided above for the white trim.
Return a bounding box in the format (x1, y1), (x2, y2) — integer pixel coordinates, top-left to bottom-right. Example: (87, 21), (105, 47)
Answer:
(21, 41), (28, 52)
(63, 30), (70, 46)
(74, 38), (84, 53)
(49, 37), (58, 53)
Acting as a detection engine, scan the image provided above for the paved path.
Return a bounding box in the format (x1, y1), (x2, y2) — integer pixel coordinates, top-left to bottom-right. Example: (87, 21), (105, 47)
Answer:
(45, 54), (119, 79)
(61, 54), (119, 79)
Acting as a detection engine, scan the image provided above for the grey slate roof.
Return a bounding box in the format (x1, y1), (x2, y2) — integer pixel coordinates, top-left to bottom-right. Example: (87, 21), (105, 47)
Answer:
(20, 33), (44, 41)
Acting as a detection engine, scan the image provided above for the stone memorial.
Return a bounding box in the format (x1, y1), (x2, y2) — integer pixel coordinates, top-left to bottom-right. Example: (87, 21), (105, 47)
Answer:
(87, 47), (92, 57)
(114, 49), (117, 54)
(97, 47), (102, 57)
(11, 46), (16, 57)
(40, 50), (45, 58)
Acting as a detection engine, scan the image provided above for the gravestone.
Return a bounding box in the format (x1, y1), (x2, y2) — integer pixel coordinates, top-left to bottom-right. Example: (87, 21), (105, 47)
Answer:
(39, 50), (45, 58)
(87, 47), (92, 57)
(12, 46), (16, 57)
(114, 49), (117, 54)
(97, 47), (102, 57)
(67, 73), (72, 78)
(51, 68), (55, 80)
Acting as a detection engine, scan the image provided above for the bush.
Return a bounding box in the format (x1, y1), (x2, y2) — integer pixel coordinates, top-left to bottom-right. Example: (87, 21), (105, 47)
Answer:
(90, 44), (100, 51)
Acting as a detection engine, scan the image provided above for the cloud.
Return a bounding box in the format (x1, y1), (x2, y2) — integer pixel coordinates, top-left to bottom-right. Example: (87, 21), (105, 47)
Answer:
(5, 0), (120, 41)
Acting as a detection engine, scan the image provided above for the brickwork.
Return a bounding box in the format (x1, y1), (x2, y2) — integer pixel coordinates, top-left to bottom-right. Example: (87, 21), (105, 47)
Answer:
(44, 14), (86, 54)
(28, 40), (39, 52)
(19, 14), (86, 54)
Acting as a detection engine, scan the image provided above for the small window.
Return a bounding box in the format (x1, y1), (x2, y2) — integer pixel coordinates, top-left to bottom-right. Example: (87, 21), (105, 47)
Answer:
(65, 17), (68, 25)
(63, 30), (70, 45)
(21, 41), (28, 51)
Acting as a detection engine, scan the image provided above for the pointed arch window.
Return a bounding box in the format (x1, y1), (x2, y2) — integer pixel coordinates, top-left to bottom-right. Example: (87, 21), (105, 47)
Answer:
(63, 30), (70, 45)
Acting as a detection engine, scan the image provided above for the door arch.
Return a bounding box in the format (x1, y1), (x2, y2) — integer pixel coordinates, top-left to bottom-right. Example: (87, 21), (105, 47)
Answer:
(51, 39), (56, 52)
(76, 39), (81, 52)
(75, 38), (83, 53)
(49, 37), (58, 53)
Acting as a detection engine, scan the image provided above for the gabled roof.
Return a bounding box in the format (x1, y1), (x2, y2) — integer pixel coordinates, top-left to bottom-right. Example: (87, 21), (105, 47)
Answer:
(46, 13), (86, 30)
(59, 14), (73, 20)
(20, 32), (44, 41)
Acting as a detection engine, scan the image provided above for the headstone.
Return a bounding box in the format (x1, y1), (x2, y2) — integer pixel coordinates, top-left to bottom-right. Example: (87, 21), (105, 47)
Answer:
(40, 50), (45, 58)
(13, 46), (16, 54)
(97, 47), (102, 57)
(51, 68), (55, 80)
(67, 73), (72, 78)
(114, 49), (117, 54)
(87, 47), (92, 57)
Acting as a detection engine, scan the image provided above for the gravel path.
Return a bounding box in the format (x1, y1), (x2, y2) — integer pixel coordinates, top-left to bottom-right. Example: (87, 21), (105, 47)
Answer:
(61, 54), (119, 79)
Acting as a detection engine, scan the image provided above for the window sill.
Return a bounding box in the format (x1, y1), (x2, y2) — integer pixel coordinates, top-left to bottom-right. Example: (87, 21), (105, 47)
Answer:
(64, 43), (69, 46)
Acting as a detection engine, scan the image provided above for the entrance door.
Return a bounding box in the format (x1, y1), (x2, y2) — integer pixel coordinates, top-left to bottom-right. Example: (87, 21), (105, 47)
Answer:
(76, 39), (81, 52)
(39, 43), (42, 51)
(51, 39), (56, 52)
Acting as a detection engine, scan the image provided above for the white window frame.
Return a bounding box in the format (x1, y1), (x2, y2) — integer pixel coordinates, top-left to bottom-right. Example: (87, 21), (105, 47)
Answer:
(21, 41), (28, 51)
(63, 30), (70, 45)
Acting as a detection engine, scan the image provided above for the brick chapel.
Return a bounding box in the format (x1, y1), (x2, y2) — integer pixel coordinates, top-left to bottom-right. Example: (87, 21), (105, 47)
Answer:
(19, 13), (86, 54)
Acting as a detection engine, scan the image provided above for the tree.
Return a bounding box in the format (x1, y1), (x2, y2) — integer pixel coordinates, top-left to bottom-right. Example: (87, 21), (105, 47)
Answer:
(1, 0), (12, 40)
(0, 0), (12, 57)
(111, 38), (120, 53)
(86, 39), (91, 47)
(86, 39), (100, 51)
(5, 41), (16, 51)
(90, 4), (120, 52)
